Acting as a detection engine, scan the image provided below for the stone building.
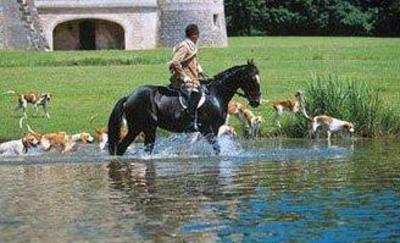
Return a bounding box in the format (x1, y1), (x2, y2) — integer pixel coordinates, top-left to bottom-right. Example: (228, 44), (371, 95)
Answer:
(0, 0), (228, 51)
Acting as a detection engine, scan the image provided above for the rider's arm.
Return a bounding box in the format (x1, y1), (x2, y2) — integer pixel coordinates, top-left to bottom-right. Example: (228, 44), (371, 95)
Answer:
(170, 45), (191, 82)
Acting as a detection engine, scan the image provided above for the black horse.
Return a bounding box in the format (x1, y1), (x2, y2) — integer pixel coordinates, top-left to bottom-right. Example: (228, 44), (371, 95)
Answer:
(108, 60), (262, 156)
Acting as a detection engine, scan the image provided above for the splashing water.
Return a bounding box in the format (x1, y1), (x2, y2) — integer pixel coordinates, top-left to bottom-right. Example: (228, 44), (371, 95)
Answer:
(0, 135), (354, 164)
(126, 134), (243, 160)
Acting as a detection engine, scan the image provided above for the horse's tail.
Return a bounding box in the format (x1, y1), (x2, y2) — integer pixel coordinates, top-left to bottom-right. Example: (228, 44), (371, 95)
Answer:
(108, 96), (128, 155)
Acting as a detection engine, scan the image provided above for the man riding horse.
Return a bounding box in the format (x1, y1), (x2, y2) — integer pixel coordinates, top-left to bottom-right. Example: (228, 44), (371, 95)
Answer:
(107, 24), (262, 156)
(169, 24), (205, 130)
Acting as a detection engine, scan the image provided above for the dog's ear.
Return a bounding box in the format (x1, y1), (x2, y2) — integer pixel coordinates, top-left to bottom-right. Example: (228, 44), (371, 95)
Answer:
(79, 133), (87, 144)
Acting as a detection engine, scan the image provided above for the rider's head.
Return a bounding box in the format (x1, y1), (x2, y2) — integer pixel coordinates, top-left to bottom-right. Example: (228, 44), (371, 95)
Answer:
(185, 24), (200, 43)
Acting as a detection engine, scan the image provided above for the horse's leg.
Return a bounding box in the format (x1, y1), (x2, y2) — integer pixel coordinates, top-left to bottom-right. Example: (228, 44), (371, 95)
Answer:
(117, 127), (141, 156)
(143, 126), (157, 155)
(201, 127), (220, 155)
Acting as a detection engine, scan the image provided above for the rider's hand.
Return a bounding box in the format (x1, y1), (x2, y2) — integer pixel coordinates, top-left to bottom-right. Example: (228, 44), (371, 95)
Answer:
(199, 72), (207, 80)
(183, 76), (192, 83)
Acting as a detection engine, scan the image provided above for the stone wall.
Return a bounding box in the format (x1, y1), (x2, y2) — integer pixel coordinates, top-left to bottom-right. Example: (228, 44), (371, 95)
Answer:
(0, 0), (33, 49)
(22, 0), (49, 49)
(0, 2), (5, 49)
(0, 0), (47, 50)
(159, 0), (228, 48)
(35, 0), (159, 50)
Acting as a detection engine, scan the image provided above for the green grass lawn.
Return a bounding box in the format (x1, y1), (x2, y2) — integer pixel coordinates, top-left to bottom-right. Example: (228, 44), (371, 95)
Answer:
(1, 37), (400, 140)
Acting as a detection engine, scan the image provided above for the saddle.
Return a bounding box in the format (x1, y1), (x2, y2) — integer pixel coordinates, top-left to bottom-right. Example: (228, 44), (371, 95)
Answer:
(159, 85), (207, 109)
(179, 91), (206, 109)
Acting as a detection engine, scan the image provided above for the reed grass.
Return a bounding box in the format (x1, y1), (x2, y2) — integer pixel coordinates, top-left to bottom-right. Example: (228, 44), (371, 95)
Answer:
(278, 75), (400, 138)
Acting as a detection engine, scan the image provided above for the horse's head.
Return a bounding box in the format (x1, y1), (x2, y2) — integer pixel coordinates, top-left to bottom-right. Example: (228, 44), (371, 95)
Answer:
(239, 60), (262, 108)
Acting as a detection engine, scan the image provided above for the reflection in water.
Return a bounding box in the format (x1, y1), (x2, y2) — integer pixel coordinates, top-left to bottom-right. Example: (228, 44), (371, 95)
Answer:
(0, 139), (399, 241)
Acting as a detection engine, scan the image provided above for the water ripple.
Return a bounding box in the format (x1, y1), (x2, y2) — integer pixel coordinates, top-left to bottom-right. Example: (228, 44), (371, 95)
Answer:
(0, 139), (398, 242)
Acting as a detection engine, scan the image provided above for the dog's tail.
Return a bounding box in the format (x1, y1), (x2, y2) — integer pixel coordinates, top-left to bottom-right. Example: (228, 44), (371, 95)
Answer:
(22, 118), (36, 134)
(107, 96), (127, 155)
(19, 117), (25, 129)
(26, 123), (36, 134)
(89, 114), (99, 124)
(300, 107), (312, 121)
(19, 117), (36, 131)
(89, 114), (103, 134)
(5, 90), (18, 96)
(19, 116), (39, 135)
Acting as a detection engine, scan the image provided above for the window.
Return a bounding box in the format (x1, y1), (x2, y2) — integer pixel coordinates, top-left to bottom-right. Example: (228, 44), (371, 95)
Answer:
(213, 14), (219, 28)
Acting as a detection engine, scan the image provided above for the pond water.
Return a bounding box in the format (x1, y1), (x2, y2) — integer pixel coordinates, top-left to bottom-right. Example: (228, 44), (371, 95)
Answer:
(0, 137), (399, 242)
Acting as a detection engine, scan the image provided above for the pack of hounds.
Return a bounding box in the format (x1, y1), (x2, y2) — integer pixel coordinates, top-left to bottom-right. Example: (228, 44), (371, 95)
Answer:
(1, 89), (354, 156)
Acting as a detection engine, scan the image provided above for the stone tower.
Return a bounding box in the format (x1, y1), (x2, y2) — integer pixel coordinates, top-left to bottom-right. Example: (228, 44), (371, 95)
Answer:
(0, 0), (47, 50)
(158, 0), (228, 47)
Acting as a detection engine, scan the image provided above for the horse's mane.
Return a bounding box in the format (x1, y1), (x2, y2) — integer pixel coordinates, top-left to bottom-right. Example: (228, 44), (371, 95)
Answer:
(213, 65), (246, 81)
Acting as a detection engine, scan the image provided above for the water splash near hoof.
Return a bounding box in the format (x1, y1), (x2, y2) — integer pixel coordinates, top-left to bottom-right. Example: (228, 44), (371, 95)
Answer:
(124, 134), (242, 159)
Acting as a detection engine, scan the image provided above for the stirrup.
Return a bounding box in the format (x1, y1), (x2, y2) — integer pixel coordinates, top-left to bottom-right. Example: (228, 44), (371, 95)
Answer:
(184, 111), (201, 132)
(193, 109), (200, 131)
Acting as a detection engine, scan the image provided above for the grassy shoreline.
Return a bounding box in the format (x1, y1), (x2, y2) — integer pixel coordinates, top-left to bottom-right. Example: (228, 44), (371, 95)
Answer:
(1, 37), (399, 140)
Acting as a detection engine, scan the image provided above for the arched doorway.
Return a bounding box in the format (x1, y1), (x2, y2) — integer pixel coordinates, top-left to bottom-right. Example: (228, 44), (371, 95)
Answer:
(53, 19), (125, 50)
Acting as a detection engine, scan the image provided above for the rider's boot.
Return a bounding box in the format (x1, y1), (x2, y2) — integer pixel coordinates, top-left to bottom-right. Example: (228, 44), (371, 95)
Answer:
(186, 90), (202, 131)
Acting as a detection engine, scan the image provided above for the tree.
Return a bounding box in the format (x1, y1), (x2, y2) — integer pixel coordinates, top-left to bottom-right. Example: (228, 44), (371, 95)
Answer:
(224, 0), (400, 36)
(225, 0), (266, 35)
(374, 0), (400, 36)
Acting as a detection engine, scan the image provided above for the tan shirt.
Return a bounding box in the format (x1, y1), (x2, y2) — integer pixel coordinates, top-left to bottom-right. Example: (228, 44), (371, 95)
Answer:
(169, 38), (203, 87)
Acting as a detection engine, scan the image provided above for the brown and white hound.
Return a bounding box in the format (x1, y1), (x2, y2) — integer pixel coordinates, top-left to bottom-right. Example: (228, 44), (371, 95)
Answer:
(7, 90), (51, 119)
(240, 107), (263, 138)
(41, 132), (94, 154)
(0, 132), (50, 156)
(271, 90), (310, 127)
(311, 115), (354, 141)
